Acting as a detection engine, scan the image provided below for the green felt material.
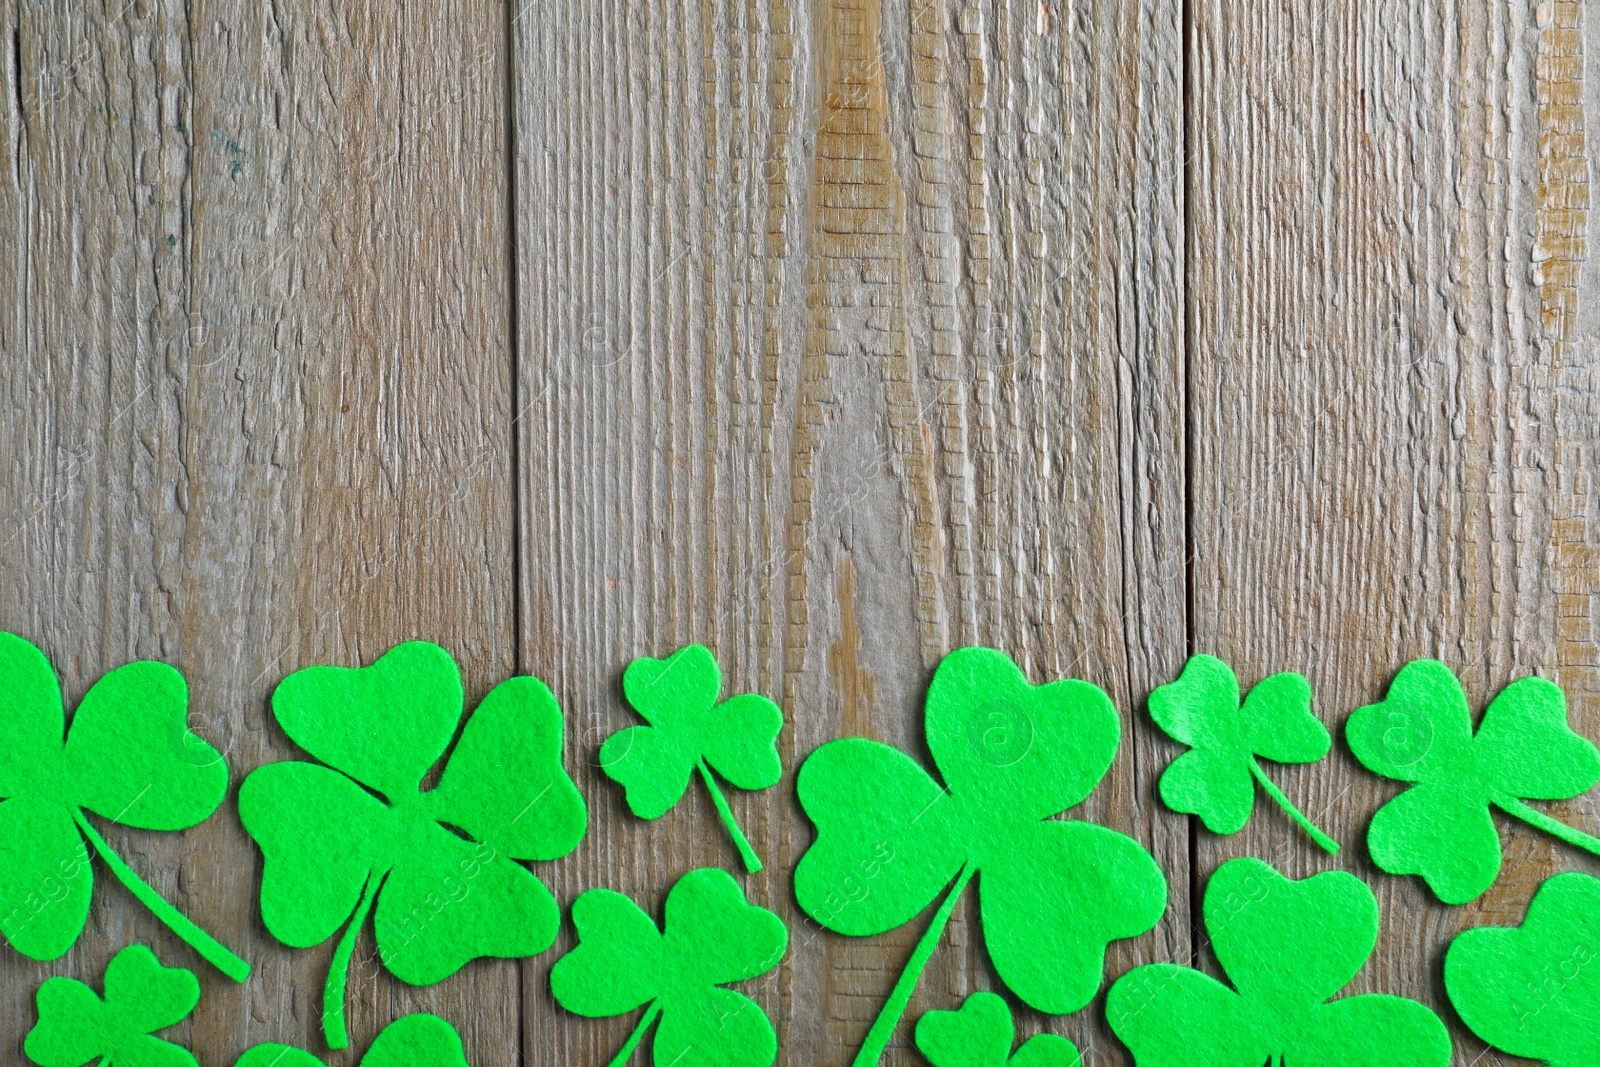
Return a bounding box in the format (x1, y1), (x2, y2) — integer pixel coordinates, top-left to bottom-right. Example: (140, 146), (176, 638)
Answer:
(600, 645), (783, 873)
(551, 867), (787, 1067)
(1107, 857), (1451, 1067)
(1149, 655), (1338, 852)
(233, 1045), (323, 1067)
(1444, 871), (1600, 1066)
(234, 1014), (472, 1067)
(915, 992), (1081, 1067)
(0, 632), (247, 979)
(239, 641), (586, 1049)
(1347, 659), (1600, 904)
(793, 647), (1166, 1067)
(25, 944), (200, 1067)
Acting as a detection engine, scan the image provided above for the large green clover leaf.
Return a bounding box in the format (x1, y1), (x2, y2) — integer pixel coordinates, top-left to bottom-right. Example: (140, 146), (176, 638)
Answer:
(0, 632), (247, 979)
(239, 641), (587, 1049)
(1346, 659), (1600, 904)
(1107, 857), (1451, 1067)
(1149, 655), (1337, 852)
(1444, 871), (1600, 1066)
(234, 1014), (473, 1067)
(25, 944), (200, 1067)
(793, 647), (1166, 1066)
(915, 991), (1080, 1067)
(551, 867), (787, 1067)
(600, 645), (783, 873)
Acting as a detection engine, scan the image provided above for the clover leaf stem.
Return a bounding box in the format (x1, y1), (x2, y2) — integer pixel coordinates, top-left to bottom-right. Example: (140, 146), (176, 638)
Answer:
(853, 860), (977, 1067)
(324, 871), (383, 1051)
(697, 758), (763, 873)
(1247, 759), (1339, 854)
(606, 1000), (664, 1067)
(72, 811), (252, 982)
(1492, 793), (1600, 858)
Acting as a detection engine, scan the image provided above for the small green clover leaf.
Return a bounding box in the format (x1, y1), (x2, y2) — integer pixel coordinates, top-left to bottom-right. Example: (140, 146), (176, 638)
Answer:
(25, 944), (200, 1067)
(1346, 659), (1600, 904)
(915, 992), (1081, 1067)
(234, 1014), (473, 1067)
(551, 867), (788, 1067)
(239, 641), (587, 1050)
(1444, 872), (1600, 1067)
(794, 647), (1166, 1067)
(0, 632), (248, 979)
(1107, 857), (1451, 1067)
(600, 645), (783, 873)
(1149, 655), (1338, 852)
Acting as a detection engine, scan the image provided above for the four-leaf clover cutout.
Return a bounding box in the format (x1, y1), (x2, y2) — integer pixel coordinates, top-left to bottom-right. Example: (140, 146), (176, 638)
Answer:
(239, 641), (587, 1049)
(794, 647), (1166, 1066)
(26, 944), (200, 1067)
(1149, 655), (1338, 852)
(1107, 857), (1451, 1067)
(0, 632), (248, 979)
(1347, 659), (1600, 904)
(600, 645), (783, 873)
(1444, 871), (1600, 1067)
(551, 867), (787, 1067)
(915, 991), (1080, 1067)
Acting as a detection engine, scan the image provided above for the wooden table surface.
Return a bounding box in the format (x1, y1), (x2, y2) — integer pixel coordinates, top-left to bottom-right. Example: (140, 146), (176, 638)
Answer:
(3, 0), (1597, 1063)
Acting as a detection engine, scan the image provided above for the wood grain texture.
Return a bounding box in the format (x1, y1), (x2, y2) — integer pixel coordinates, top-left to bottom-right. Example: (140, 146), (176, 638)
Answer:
(512, 0), (1185, 1063)
(1190, 0), (1600, 1062)
(0, 1), (519, 1064)
(4, 0), (1600, 1063)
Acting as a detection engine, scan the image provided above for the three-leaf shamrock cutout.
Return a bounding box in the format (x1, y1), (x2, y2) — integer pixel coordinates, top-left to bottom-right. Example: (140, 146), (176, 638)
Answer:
(1149, 655), (1338, 852)
(600, 645), (783, 873)
(1347, 659), (1600, 904)
(235, 1015), (474, 1067)
(28, 950), (474, 1067)
(1444, 872), (1600, 1067)
(26, 944), (201, 1067)
(239, 641), (586, 1049)
(0, 632), (248, 979)
(794, 647), (1166, 1067)
(916, 992), (1081, 1067)
(1107, 857), (1451, 1067)
(551, 867), (787, 1067)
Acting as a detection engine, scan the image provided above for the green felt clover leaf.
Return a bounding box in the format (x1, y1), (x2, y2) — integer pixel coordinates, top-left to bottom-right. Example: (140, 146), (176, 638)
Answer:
(1149, 655), (1338, 853)
(1107, 857), (1451, 1067)
(239, 641), (587, 1050)
(1444, 871), (1600, 1067)
(233, 1014), (473, 1067)
(915, 992), (1081, 1067)
(794, 647), (1166, 1067)
(1347, 659), (1600, 905)
(0, 632), (248, 979)
(600, 645), (783, 873)
(25, 944), (200, 1067)
(551, 867), (788, 1067)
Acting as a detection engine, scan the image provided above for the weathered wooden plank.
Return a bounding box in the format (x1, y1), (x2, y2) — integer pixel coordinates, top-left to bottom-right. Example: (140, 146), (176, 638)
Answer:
(22, 0), (1593, 1064)
(1, 2), (208, 1055)
(512, 0), (1186, 1062)
(0, 1), (519, 1064)
(1190, 0), (1600, 1062)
